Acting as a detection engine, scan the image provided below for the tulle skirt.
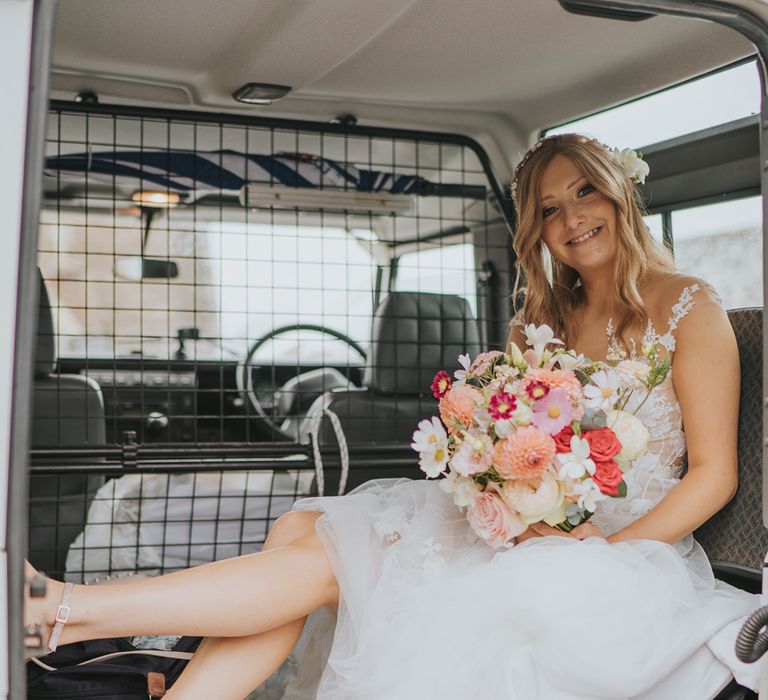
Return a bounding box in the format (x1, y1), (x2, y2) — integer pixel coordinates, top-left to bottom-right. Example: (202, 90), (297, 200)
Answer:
(292, 478), (760, 700)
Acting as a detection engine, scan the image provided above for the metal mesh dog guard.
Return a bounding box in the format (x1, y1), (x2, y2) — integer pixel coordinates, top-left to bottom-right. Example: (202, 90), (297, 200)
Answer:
(30, 102), (514, 580)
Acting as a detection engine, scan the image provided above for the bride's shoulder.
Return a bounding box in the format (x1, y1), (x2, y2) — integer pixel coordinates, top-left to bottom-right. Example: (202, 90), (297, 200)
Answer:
(645, 273), (722, 323)
(647, 273), (733, 358)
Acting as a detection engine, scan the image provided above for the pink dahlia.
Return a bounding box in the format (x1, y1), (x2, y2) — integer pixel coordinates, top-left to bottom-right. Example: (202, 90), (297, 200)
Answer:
(439, 384), (484, 434)
(493, 425), (556, 479)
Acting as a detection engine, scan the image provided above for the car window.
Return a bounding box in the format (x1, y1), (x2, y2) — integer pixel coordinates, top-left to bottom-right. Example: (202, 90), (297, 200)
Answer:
(394, 242), (478, 316)
(671, 196), (762, 308)
(546, 59), (760, 147)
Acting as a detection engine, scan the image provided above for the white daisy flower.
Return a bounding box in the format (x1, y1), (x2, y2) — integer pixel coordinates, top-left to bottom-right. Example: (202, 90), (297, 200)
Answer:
(583, 369), (623, 411)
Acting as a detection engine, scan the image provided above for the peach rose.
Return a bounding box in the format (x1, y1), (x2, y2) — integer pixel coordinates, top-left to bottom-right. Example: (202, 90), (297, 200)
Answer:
(502, 469), (566, 526)
(466, 488), (526, 548)
(439, 384), (484, 434)
(493, 425), (556, 479)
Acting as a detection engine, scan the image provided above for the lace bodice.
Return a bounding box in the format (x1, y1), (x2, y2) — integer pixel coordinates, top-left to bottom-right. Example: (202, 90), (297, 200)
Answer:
(593, 283), (700, 535)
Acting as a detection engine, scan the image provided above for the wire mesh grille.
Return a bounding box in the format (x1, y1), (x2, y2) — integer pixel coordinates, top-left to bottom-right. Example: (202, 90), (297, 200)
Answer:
(30, 103), (513, 580)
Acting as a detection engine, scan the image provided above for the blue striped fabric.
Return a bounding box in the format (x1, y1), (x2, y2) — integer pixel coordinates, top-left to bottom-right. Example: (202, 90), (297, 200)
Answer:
(45, 149), (434, 195)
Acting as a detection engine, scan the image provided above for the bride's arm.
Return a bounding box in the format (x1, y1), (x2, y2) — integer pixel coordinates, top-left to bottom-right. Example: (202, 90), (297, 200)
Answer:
(607, 295), (740, 545)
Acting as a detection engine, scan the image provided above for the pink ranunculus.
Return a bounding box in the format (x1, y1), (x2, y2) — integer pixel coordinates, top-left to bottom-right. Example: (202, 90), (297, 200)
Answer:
(439, 384), (484, 434)
(466, 488), (526, 548)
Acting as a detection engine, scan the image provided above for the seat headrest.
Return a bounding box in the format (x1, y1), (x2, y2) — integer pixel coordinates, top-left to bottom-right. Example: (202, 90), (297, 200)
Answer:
(35, 270), (55, 377)
(364, 292), (481, 394)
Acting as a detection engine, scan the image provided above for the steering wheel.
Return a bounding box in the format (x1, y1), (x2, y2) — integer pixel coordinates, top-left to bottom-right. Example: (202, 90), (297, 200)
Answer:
(237, 324), (367, 436)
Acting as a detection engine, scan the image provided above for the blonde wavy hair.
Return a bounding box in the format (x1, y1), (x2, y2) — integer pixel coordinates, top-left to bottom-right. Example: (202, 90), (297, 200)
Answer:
(511, 134), (674, 347)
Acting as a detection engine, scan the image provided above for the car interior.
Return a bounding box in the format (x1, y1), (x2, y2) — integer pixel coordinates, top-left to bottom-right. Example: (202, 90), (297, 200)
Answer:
(16, 1), (768, 697)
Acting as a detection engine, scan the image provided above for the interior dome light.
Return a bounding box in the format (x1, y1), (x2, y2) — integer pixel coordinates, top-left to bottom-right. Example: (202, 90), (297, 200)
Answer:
(131, 191), (182, 207)
(232, 83), (292, 105)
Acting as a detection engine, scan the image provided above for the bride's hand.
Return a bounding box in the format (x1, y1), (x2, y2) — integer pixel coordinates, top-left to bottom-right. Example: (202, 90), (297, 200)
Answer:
(515, 521), (605, 542)
(569, 522), (605, 540)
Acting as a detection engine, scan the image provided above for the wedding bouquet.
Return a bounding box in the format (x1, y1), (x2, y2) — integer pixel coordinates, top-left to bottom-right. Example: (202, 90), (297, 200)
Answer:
(410, 324), (670, 548)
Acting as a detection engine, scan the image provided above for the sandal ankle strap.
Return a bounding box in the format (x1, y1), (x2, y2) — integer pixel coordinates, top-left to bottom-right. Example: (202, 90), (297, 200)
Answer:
(47, 582), (74, 652)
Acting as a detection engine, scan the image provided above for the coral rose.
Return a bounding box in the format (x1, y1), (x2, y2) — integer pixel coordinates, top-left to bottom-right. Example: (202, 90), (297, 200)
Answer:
(466, 488), (526, 548)
(553, 425), (575, 453)
(439, 384), (484, 434)
(584, 427), (622, 462)
(493, 425), (555, 479)
(592, 459), (624, 496)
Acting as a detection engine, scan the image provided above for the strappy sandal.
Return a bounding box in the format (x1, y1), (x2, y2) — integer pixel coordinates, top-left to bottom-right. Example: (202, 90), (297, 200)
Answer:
(24, 572), (73, 657)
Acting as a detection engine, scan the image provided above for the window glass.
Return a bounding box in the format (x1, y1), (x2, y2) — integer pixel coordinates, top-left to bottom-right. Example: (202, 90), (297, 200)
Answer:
(37, 213), (378, 363)
(395, 243), (477, 315)
(546, 60), (759, 148)
(643, 214), (665, 248)
(671, 196), (762, 309)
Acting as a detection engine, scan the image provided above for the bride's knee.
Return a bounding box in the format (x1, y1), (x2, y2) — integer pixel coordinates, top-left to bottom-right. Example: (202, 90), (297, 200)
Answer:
(263, 510), (323, 551)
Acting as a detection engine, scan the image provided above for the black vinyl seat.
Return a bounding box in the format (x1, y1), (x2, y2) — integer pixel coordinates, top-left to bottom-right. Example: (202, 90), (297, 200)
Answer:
(698, 308), (764, 700)
(301, 291), (481, 490)
(28, 270), (106, 577)
(695, 308), (767, 589)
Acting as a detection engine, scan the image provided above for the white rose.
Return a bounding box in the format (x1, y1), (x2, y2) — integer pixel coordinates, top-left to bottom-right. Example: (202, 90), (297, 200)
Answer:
(616, 359), (649, 381)
(606, 409), (650, 462)
(440, 471), (481, 507)
(612, 148), (650, 184)
(615, 359), (650, 390)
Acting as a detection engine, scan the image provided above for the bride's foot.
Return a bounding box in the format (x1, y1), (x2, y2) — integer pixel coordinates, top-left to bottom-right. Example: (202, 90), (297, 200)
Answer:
(23, 561), (69, 657)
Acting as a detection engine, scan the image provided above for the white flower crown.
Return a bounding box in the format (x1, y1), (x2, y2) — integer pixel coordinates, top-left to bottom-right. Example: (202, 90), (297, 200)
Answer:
(509, 135), (650, 205)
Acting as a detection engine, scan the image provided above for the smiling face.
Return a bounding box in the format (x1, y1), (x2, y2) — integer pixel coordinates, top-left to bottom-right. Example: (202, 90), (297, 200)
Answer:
(538, 154), (618, 277)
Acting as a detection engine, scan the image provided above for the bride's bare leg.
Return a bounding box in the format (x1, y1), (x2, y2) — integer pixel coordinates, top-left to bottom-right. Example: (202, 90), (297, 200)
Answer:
(166, 511), (322, 699)
(27, 512), (337, 647)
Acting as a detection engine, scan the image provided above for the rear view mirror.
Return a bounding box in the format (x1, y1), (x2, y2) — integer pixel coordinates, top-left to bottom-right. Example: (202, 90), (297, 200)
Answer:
(114, 257), (179, 280)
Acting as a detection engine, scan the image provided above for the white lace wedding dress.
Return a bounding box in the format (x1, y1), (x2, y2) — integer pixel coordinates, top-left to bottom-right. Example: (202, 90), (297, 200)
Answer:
(292, 285), (761, 700)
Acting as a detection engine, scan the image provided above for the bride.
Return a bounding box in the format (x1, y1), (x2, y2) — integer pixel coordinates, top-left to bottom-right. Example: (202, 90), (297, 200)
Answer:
(26, 133), (761, 699)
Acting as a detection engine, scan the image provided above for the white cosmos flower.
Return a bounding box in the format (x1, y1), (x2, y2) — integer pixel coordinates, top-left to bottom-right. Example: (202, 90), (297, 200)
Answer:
(411, 416), (447, 452)
(572, 478), (605, 512)
(557, 435), (596, 480)
(418, 444), (450, 479)
(583, 369), (622, 411)
(524, 324), (563, 365)
(411, 417), (450, 478)
(453, 353), (472, 384)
